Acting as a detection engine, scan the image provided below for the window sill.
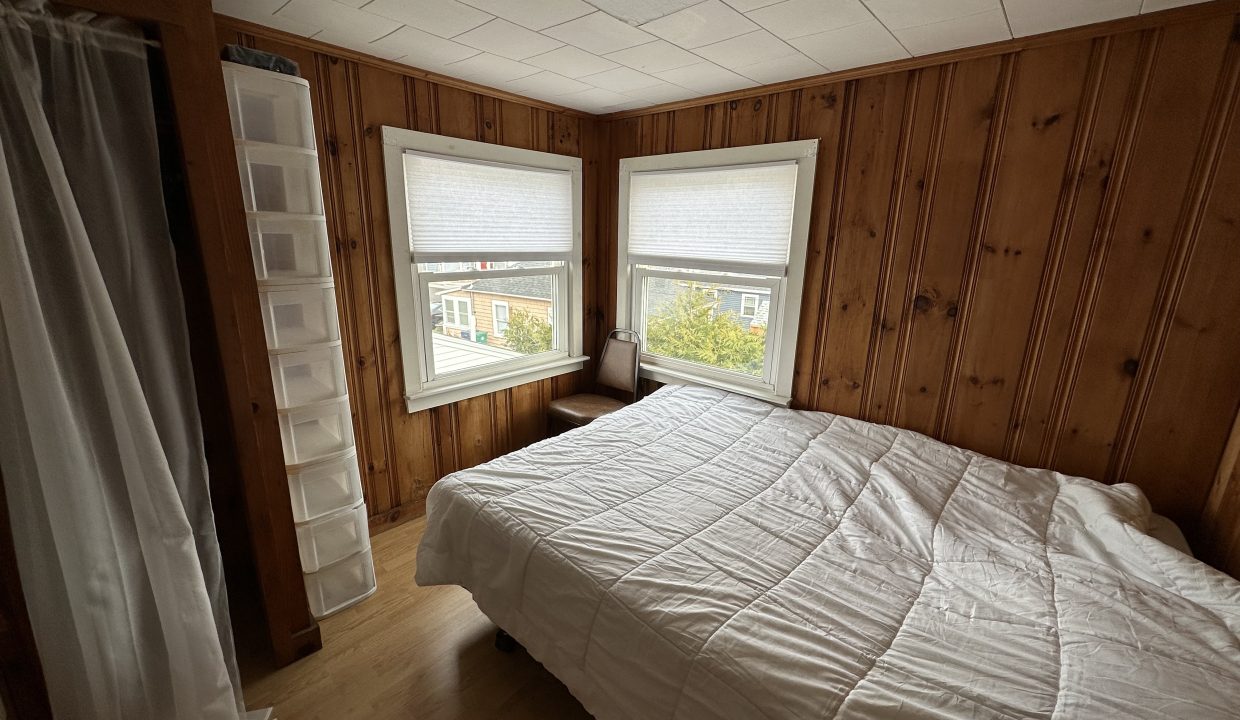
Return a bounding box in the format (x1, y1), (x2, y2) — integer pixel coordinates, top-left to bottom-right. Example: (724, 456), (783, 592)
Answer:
(405, 355), (588, 413)
(639, 364), (791, 407)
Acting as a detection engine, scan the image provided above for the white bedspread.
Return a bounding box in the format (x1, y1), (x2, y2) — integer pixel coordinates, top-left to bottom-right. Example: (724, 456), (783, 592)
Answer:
(416, 385), (1240, 719)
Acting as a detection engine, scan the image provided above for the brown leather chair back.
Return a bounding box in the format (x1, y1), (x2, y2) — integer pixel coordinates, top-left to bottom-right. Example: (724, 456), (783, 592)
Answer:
(597, 329), (640, 400)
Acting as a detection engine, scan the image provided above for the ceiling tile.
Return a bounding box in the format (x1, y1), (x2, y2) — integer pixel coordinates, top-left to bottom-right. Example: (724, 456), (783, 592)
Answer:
(445, 53), (540, 84)
(278, 0), (400, 44)
(722, 0), (783, 11)
(892, 9), (1011, 55)
(526, 45), (621, 77)
(544, 11), (656, 54)
(215, 0), (321, 36)
(695, 29), (797, 70)
(1004, 0), (1139, 36)
(505, 70), (593, 96)
(369, 25), (481, 67)
(1141, 0), (1208, 11)
(747, 0), (873, 40)
(604, 40), (700, 73)
(628, 81), (701, 103)
(580, 65), (665, 93)
(790, 19), (908, 70)
(455, 18), (563, 60)
(361, 0), (491, 39)
(641, 0), (759, 49)
(559, 86), (634, 109)
(654, 61), (757, 94)
(733, 51), (826, 84)
(460, 0), (593, 30)
(585, 0), (701, 25)
(861, 0), (998, 30)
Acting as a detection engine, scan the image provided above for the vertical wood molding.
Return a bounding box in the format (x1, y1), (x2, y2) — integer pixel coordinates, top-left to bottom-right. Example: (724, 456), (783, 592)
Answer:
(808, 82), (857, 411)
(935, 53), (1017, 437)
(1004, 37), (1111, 458)
(1039, 29), (1160, 467)
(1109, 27), (1240, 481)
(886, 64), (954, 426)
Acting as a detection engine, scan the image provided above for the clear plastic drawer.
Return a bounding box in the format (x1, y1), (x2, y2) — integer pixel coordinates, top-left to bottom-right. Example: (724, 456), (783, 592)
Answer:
(278, 396), (354, 466)
(224, 65), (315, 149)
(287, 449), (364, 524)
(249, 215), (332, 284)
(259, 283), (340, 349)
(303, 548), (377, 619)
(236, 143), (323, 215)
(295, 500), (370, 573)
(269, 343), (348, 409)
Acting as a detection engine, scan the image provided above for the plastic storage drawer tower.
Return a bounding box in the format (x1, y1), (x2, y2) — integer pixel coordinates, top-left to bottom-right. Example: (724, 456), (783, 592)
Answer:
(222, 61), (376, 618)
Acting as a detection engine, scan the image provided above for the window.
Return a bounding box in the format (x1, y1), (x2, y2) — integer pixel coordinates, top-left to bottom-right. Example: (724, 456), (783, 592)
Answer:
(740, 293), (759, 317)
(383, 127), (585, 412)
(441, 296), (472, 329)
(617, 140), (818, 405)
(492, 300), (509, 337)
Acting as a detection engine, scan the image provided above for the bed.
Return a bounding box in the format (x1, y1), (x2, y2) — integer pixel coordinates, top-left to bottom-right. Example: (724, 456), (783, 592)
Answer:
(416, 385), (1240, 719)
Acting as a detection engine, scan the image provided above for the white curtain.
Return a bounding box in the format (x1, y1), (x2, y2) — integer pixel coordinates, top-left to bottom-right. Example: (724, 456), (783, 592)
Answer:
(0, 2), (244, 718)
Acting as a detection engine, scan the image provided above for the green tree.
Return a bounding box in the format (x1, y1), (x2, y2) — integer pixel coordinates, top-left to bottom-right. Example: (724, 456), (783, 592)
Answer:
(646, 284), (765, 376)
(504, 307), (552, 354)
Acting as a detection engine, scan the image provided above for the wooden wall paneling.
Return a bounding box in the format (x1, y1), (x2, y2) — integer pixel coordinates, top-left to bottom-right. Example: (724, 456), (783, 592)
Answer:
(1123, 27), (1240, 529)
(358, 64), (415, 519)
(1007, 33), (1147, 469)
(941, 40), (1094, 458)
(1051, 18), (1233, 491)
(671, 105), (708, 152)
(813, 72), (912, 417)
(724, 95), (770, 147)
(889, 55), (1008, 436)
(1204, 412), (1240, 572)
(789, 82), (848, 407)
(861, 66), (945, 424)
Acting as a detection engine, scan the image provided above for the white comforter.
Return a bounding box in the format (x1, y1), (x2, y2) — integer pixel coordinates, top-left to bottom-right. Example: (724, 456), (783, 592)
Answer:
(416, 385), (1240, 719)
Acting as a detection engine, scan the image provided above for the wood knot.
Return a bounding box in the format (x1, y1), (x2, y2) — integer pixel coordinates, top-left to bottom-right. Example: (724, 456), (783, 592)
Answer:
(357, 356), (367, 368)
(912, 294), (932, 312)
(752, 99), (762, 111)
(946, 304), (958, 318)
(1122, 357), (1139, 376)
(824, 92), (837, 109)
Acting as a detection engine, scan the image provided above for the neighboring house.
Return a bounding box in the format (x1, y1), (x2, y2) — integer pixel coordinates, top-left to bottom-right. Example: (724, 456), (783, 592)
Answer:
(436, 274), (553, 349)
(647, 279), (770, 333)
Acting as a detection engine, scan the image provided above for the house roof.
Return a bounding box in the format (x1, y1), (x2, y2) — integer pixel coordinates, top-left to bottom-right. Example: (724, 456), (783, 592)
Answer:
(466, 274), (553, 301)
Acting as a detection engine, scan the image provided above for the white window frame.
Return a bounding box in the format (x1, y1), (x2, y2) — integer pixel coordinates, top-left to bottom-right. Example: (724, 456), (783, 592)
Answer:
(383, 127), (586, 413)
(617, 140), (818, 406)
(492, 300), (509, 337)
(441, 295), (473, 330)
(740, 293), (759, 318)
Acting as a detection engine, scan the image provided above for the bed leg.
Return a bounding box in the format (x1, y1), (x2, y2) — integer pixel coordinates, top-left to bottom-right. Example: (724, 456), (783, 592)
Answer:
(494, 628), (519, 653)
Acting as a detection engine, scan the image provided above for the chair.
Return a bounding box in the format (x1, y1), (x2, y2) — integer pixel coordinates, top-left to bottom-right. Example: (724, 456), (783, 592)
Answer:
(549, 329), (641, 430)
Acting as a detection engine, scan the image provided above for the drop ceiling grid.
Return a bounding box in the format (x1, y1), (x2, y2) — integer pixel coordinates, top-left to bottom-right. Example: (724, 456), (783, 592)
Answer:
(214, 0), (1208, 114)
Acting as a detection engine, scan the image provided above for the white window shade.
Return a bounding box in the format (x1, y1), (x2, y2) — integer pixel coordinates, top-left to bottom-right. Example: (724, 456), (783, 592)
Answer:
(627, 162), (798, 269)
(404, 152), (573, 261)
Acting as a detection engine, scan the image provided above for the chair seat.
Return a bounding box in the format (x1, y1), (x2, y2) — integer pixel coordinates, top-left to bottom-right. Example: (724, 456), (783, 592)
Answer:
(549, 393), (626, 427)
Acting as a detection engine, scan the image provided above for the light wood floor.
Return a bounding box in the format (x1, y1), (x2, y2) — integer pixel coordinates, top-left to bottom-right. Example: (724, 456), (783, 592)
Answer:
(242, 518), (592, 720)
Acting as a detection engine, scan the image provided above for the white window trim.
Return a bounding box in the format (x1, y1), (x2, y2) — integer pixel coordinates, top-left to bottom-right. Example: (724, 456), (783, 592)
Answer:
(740, 293), (759, 318)
(383, 127), (586, 413)
(441, 295), (472, 330)
(492, 300), (509, 337)
(617, 139), (818, 406)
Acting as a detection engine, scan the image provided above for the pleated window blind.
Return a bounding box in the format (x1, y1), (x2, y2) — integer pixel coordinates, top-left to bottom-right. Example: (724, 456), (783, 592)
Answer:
(404, 152), (573, 261)
(627, 162), (798, 270)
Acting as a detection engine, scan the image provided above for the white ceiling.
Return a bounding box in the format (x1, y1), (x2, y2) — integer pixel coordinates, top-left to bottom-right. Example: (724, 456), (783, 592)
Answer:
(215, 0), (1208, 114)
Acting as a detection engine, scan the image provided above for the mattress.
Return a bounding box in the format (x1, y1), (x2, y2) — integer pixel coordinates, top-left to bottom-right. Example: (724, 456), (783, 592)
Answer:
(416, 385), (1240, 719)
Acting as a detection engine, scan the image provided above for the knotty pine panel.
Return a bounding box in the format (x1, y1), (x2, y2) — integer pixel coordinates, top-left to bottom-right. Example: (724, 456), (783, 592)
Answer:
(216, 20), (597, 533)
(601, 10), (1240, 572)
